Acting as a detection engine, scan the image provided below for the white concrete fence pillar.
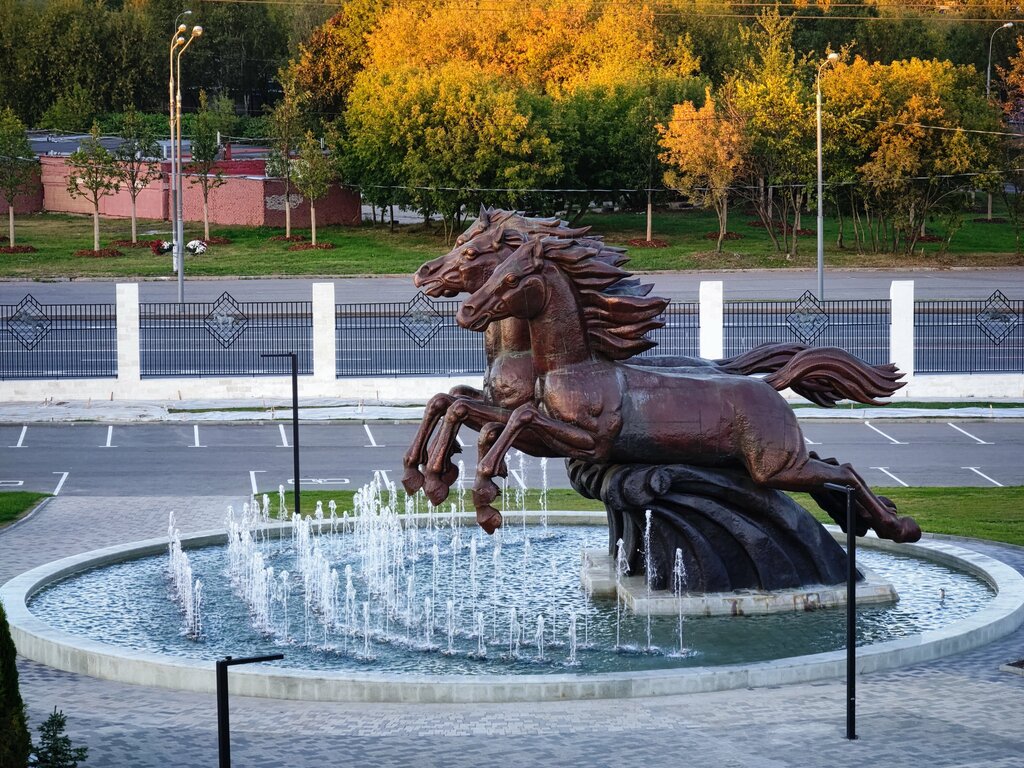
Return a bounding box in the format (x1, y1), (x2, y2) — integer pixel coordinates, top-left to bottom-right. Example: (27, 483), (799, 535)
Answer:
(116, 283), (140, 384)
(699, 280), (724, 360)
(889, 280), (915, 384)
(312, 282), (337, 384)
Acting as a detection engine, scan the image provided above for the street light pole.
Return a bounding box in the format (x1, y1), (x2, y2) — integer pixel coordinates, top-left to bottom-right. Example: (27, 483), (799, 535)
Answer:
(168, 18), (188, 275)
(174, 24), (203, 303)
(987, 22), (1014, 221)
(816, 52), (839, 301)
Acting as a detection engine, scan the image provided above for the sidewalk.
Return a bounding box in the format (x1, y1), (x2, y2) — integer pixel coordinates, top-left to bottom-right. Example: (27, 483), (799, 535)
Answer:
(2, 397), (1024, 424)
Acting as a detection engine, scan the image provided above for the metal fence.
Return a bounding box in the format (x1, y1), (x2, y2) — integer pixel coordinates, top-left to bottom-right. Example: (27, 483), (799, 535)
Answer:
(0, 295), (117, 380)
(723, 292), (891, 365)
(915, 291), (1023, 373)
(636, 302), (701, 360)
(140, 293), (312, 377)
(336, 294), (485, 377)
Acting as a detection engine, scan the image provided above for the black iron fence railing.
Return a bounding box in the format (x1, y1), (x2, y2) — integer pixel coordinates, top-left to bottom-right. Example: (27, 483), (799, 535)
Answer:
(336, 295), (485, 377)
(0, 296), (117, 380)
(636, 302), (701, 360)
(915, 292), (1023, 373)
(140, 293), (312, 377)
(724, 293), (891, 366)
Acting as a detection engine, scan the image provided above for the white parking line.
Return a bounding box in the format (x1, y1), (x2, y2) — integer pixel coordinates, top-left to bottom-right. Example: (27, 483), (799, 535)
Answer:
(376, 469), (391, 485)
(947, 423), (993, 445)
(865, 422), (907, 445)
(191, 425), (206, 448)
(9, 426), (27, 448)
(870, 467), (909, 487)
(456, 435), (466, 448)
(278, 424), (289, 448)
(52, 471), (69, 495)
(364, 424), (383, 447)
(803, 434), (820, 446)
(0, 480), (24, 488)
(962, 467), (1004, 487)
(509, 469), (527, 490)
(101, 425), (116, 448)
(249, 470), (265, 495)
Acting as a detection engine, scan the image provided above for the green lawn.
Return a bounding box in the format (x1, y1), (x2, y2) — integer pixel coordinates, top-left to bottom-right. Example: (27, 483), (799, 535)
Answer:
(4, 206), (1022, 279)
(0, 492), (49, 528)
(271, 486), (1024, 547)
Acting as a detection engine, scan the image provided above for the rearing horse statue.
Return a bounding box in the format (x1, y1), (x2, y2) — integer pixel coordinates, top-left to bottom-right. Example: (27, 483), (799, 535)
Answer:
(455, 236), (922, 544)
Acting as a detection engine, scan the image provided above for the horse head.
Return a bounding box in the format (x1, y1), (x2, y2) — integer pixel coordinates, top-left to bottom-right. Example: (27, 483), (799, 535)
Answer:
(413, 207), (591, 297)
(457, 236), (571, 332)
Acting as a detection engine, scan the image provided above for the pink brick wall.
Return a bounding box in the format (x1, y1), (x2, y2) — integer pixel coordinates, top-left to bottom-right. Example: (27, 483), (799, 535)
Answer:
(0, 165), (43, 214)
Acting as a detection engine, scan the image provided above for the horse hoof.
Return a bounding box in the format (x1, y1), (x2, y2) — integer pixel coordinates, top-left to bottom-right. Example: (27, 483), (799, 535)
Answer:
(402, 467), (425, 495)
(423, 475), (452, 506)
(439, 463), (460, 487)
(473, 478), (500, 507)
(476, 506), (503, 535)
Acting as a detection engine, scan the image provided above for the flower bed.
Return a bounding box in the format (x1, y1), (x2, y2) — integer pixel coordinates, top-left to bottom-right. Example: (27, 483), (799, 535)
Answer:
(287, 242), (335, 251)
(73, 248), (124, 258)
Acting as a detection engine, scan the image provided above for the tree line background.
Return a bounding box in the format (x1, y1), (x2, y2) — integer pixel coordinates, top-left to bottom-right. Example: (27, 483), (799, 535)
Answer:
(4, 0), (1024, 251)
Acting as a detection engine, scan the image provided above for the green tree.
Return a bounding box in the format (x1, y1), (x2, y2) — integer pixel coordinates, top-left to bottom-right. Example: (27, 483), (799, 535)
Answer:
(38, 85), (97, 135)
(29, 708), (88, 768)
(0, 600), (32, 768)
(66, 124), (120, 253)
(0, 107), (36, 248)
(292, 131), (334, 245)
(186, 91), (231, 241)
(114, 106), (161, 244)
(267, 76), (306, 238)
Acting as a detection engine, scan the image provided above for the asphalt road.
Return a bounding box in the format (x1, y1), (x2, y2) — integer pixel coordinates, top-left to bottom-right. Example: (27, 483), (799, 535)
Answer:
(2, 268), (1023, 305)
(2, 419), (1021, 499)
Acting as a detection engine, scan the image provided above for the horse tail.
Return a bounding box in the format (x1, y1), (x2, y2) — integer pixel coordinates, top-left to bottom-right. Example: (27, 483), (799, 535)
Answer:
(764, 347), (905, 407)
(716, 342), (809, 375)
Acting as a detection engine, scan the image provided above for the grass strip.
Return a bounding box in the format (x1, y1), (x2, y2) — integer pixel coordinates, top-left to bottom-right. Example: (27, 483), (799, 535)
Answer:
(266, 486), (1024, 547)
(0, 492), (49, 528)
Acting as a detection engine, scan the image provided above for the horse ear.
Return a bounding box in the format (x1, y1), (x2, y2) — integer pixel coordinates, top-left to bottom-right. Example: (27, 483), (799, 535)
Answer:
(478, 205), (489, 225)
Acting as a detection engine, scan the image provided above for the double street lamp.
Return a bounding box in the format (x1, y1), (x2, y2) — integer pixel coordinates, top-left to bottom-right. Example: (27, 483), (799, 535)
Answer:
(986, 22), (1014, 221)
(168, 12), (202, 303)
(816, 52), (840, 300)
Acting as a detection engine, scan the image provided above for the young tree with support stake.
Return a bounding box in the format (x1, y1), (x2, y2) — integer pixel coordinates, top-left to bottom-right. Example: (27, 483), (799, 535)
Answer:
(186, 91), (230, 241)
(66, 124), (119, 253)
(0, 107), (37, 250)
(267, 75), (305, 239)
(292, 132), (333, 246)
(114, 106), (161, 244)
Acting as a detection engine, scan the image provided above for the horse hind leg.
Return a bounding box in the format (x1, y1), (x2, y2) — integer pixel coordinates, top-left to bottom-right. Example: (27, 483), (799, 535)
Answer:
(757, 455), (921, 543)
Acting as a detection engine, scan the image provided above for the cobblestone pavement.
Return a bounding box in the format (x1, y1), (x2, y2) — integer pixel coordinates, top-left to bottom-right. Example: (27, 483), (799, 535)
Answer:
(4, 496), (1023, 767)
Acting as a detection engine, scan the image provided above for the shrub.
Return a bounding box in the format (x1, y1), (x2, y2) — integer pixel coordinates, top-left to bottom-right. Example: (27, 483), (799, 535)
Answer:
(30, 708), (88, 768)
(0, 600), (32, 768)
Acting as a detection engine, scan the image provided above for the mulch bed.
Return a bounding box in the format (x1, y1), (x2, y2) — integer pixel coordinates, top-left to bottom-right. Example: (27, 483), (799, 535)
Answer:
(0, 245), (37, 254)
(745, 220), (813, 236)
(287, 242), (335, 251)
(73, 248), (124, 258)
(270, 234), (307, 242)
(626, 238), (670, 248)
(917, 235), (943, 243)
(703, 231), (743, 241)
(972, 217), (1008, 224)
(110, 239), (161, 249)
(203, 236), (232, 245)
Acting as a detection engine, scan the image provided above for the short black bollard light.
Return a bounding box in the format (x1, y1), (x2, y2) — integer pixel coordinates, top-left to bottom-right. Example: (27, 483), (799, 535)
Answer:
(261, 352), (300, 519)
(216, 653), (285, 768)
(824, 481), (858, 741)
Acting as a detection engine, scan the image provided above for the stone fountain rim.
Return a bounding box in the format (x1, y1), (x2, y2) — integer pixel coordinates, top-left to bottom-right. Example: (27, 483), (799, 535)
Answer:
(3, 511), (1023, 704)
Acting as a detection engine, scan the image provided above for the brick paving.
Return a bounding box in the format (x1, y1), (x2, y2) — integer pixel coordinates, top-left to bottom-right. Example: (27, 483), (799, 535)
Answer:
(4, 495), (1023, 767)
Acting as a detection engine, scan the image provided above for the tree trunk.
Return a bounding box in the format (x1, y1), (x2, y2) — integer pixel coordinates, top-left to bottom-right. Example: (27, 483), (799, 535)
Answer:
(390, 204), (395, 233)
(311, 204), (317, 246)
(130, 198), (138, 243)
(7, 204), (13, 247)
(284, 179), (291, 238)
(203, 197), (210, 241)
(836, 205), (844, 250)
(93, 206), (100, 252)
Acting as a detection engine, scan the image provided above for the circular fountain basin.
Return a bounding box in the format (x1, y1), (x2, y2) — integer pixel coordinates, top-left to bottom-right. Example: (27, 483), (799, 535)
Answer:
(3, 512), (1023, 703)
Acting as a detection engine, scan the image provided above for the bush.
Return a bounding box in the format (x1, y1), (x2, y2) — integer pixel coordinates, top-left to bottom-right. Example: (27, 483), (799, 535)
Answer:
(37, 87), (97, 134)
(0, 600), (32, 768)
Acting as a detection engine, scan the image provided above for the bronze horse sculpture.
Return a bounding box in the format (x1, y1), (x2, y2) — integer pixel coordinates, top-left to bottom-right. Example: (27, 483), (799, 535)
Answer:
(405, 207), (904, 507)
(454, 235), (922, 544)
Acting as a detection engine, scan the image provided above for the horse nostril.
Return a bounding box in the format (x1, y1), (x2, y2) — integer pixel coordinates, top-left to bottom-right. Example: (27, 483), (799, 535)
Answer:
(462, 303), (475, 314)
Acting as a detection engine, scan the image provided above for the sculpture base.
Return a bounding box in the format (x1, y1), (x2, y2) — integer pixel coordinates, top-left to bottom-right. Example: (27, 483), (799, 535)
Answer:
(581, 547), (898, 617)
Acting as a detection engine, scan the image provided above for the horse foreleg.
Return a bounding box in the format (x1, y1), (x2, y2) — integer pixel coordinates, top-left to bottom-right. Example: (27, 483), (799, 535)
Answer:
(402, 390), (478, 494)
(422, 398), (516, 507)
(473, 404), (599, 535)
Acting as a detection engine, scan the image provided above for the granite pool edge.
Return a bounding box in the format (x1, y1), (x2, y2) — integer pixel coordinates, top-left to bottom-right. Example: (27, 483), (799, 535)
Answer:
(3, 514), (1023, 703)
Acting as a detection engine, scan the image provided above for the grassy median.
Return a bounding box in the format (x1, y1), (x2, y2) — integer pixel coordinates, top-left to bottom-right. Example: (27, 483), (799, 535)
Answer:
(0, 492), (49, 528)
(272, 486), (1024, 547)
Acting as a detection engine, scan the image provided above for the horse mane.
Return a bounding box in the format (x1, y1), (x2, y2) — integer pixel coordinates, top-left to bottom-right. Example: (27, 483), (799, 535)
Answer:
(539, 238), (668, 360)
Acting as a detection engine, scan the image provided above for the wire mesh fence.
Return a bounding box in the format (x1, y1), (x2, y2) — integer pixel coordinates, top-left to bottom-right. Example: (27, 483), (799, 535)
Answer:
(915, 292), (1023, 373)
(0, 296), (117, 379)
(139, 293), (312, 377)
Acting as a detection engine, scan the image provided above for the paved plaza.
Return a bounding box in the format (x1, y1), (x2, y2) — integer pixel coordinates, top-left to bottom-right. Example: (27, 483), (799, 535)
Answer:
(3, 492), (1023, 767)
